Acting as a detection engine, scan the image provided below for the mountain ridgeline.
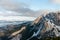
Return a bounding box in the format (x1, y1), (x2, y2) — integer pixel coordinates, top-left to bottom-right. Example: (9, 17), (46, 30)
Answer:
(0, 12), (60, 40)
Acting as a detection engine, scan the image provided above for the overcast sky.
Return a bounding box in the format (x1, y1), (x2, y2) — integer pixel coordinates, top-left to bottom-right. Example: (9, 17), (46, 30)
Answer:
(0, 0), (60, 17)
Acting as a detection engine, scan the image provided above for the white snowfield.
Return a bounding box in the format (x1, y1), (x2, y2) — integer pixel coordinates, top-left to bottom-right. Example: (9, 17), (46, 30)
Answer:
(0, 16), (36, 21)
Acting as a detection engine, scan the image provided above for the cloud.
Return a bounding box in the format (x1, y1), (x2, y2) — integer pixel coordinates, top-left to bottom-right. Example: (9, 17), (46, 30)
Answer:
(0, 0), (50, 17)
(0, 11), (23, 16)
(51, 0), (60, 4)
(0, 0), (28, 11)
(0, 0), (38, 17)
